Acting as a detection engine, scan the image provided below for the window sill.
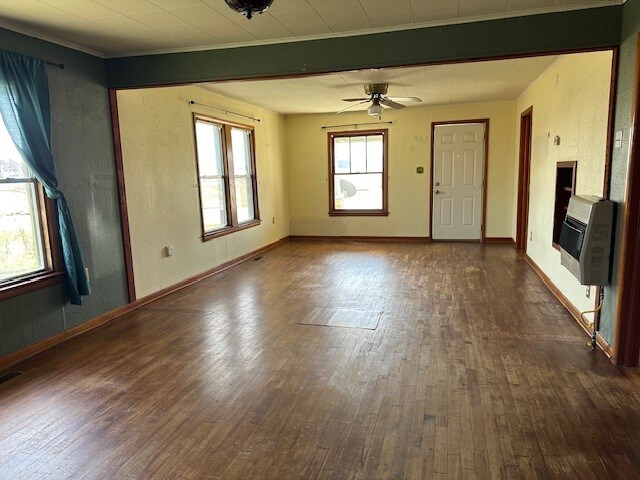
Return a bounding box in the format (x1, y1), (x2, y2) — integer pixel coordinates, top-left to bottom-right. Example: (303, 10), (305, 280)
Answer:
(329, 210), (389, 217)
(0, 270), (66, 302)
(203, 219), (262, 241)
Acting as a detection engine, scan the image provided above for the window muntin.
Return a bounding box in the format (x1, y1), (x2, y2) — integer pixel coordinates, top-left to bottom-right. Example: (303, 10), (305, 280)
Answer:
(0, 115), (49, 283)
(329, 130), (388, 215)
(194, 115), (259, 239)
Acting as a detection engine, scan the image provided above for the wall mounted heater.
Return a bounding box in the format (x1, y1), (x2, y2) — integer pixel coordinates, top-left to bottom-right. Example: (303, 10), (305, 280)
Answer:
(559, 195), (614, 286)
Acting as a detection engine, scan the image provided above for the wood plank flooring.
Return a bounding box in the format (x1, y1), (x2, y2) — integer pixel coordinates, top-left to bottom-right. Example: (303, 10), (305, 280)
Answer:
(1, 241), (640, 479)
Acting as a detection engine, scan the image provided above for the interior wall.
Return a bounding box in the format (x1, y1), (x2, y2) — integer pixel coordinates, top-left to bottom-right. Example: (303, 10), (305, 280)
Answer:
(516, 50), (613, 320)
(601, 0), (640, 346)
(0, 29), (128, 358)
(117, 86), (290, 299)
(285, 101), (516, 238)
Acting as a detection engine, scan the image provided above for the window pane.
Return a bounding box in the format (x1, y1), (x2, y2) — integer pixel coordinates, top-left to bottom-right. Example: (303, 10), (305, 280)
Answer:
(200, 178), (227, 232)
(234, 176), (255, 224)
(333, 173), (383, 210)
(231, 128), (252, 176)
(0, 181), (45, 281)
(366, 135), (384, 172)
(195, 121), (224, 176)
(334, 137), (350, 173)
(350, 137), (367, 173)
(0, 117), (31, 180)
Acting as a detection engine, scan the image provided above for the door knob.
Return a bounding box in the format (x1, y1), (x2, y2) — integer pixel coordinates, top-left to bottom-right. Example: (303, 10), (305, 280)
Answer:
(435, 190), (440, 194)
(435, 182), (440, 186)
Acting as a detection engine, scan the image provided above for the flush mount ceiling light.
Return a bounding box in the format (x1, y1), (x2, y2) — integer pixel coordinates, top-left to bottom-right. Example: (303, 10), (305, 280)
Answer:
(224, 0), (274, 19)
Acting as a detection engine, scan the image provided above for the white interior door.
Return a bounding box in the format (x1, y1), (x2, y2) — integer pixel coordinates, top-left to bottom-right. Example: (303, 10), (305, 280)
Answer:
(432, 123), (485, 240)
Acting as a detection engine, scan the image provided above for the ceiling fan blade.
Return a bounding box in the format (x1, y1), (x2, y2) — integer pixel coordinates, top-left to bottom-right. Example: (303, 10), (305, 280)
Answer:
(380, 98), (406, 109)
(336, 99), (370, 114)
(341, 97), (370, 102)
(387, 96), (422, 103)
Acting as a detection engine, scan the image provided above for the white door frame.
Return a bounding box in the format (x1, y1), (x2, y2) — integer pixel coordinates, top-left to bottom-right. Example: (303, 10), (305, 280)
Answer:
(430, 119), (489, 242)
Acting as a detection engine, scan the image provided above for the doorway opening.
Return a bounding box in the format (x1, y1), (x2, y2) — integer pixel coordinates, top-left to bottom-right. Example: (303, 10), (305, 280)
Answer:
(516, 107), (533, 253)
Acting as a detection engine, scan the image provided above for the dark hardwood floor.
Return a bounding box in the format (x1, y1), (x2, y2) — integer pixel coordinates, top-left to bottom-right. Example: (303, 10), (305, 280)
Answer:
(1, 241), (639, 479)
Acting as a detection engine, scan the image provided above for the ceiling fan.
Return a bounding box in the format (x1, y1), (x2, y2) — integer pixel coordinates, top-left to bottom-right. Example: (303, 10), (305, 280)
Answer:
(339, 83), (422, 116)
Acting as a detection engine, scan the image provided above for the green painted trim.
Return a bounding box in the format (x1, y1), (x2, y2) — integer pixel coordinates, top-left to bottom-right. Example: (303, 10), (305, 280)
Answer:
(106, 6), (623, 89)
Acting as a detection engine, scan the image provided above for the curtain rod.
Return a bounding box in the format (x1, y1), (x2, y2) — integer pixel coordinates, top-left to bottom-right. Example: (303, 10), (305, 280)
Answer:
(321, 121), (393, 130)
(3, 49), (64, 68)
(189, 100), (260, 122)
(9, 52), (64, 69)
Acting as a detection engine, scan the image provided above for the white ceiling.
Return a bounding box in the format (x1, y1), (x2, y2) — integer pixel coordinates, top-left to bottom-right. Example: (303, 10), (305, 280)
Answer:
(200, 54), (561, 115)
(0, 0), (623, 57)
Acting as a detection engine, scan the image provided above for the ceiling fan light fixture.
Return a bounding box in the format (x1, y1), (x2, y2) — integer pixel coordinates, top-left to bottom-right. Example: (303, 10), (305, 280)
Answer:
(367, 103), (383, 117)
(224, 0), (274, 19)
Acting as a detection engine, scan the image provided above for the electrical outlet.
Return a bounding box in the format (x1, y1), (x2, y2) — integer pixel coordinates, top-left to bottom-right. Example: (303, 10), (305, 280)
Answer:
(272, 216), (276, 224)
(529, 231), (533, 241)
(586, 286), (591, 298)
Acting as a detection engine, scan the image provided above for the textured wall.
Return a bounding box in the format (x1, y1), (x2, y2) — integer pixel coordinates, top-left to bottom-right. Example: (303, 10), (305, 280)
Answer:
(116, 86), (290, 299)
(0, 29), (128, 357)
(516, 51), (613, 322)
(600, 0), (640, 344)
(285, 101), (516, 238)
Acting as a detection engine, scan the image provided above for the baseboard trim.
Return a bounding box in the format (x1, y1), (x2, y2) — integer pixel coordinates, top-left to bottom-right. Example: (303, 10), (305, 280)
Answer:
(0, 301), (139, 374)
(523, 254), (612, 358)
(0, 236), (290, 374)
(524, 254), (583, 320)
(484, 237), (516, 246)
(134, 236), (289, 308)
(596, 332), (615, 359)
(289, 235), (514, 245)
(290, 235), (432, 243)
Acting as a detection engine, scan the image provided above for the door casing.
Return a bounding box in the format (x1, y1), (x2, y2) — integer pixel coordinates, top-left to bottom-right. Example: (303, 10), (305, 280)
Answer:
(516, 107), (533, 253)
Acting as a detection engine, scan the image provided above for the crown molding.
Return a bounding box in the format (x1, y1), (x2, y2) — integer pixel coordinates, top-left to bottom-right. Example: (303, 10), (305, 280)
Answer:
(0, 18), (104, 58)
(0, 2), (622, 60)
(104, 2), (623, 59)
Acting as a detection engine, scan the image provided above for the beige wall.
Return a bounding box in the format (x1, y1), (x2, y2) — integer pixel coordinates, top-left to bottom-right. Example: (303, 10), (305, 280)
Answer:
(117, 85), (290, 298)
(285, 101), (517, 238)
(516, 51), (613, 316)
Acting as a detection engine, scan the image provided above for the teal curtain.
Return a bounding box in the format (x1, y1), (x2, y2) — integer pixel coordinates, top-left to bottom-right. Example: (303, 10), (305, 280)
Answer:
(0, 50), (90, 305)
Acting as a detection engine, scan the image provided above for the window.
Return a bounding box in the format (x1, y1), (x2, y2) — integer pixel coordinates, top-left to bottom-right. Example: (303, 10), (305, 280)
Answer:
(328, 129), (388, 216)
(553, 161), (577, 248)
(194, 114), (260, 239)
(0, 113), (61, 297)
